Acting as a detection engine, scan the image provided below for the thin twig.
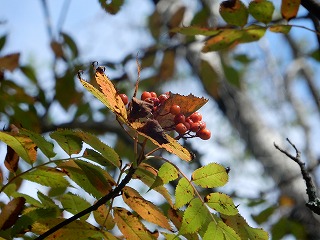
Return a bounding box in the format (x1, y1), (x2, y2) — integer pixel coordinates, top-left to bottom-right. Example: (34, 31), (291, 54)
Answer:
(274, 138), (320, 215)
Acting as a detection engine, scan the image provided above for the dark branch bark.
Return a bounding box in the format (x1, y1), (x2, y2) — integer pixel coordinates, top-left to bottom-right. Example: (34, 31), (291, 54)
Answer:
(274, 139), (320, 215)
(301, 0), (320, 21)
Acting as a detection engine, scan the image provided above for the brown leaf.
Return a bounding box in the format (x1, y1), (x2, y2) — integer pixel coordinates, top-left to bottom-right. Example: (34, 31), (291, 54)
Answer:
(128, 97), (153, 122)
(0, 53), (20, 71)
(0, 197), (25, 230)
(50, 41), (64, 58)
(136, 119), (169, 145)
(155, 92), (208, 129)
(4, 145), (19, 172)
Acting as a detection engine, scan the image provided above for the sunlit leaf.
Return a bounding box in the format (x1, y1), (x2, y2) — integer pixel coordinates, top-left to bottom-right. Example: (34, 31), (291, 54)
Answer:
(239, 25), (266, 43)
(21, 167), (70, 188)
(222, 213), (269, 240)
(202, 29), (243, 52)
(248, 0), (274, 24)
(19, 129), (56, 158)
(205, 192), (238, 215)
(219, 0), (248, 27)
(32, 218), (105, 239)
(281, 0), (300, 21)
(0, 197), (25, 230)
(0, 131), (37, 165)
(151, 162), (179, 189)
(0, 53), (20, 71)
(175, 177), (195, 208)
(113, 207), (153, 240)
(192, 163), (229, 188)
(50, 129), (82, 156)
(203, 220), (241, 240)
(99, 0), (124, 15)
(93, 204), (115, 230)
(268, 24), (292, 34)
(60, 192), (91, 220)
(133, 163), (173, 206)
(122, 186), (171, 230)
(179, 198), (208, 234)
(171, 26), (221, 36)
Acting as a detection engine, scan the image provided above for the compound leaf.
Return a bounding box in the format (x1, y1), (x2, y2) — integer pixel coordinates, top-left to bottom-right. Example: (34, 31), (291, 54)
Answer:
(113, 207), (153, 240)
(122, 186), (171, 230)
(205, 192), (238, 215)
(192, 163), (229, 188)
(60, 192), (91, 220)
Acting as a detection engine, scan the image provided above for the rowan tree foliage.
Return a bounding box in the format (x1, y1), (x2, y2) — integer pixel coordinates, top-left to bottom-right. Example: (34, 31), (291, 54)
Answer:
(1, 0), (320, 239)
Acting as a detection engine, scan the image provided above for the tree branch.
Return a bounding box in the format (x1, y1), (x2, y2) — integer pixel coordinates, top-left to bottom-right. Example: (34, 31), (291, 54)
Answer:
(301, 0), (320, 22)
(274, 138), (320, 215)
(35, 165), (137, 239)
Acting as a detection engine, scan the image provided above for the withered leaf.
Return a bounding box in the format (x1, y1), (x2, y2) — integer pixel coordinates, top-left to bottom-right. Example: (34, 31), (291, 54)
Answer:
(4, 145), (19, 172)
(0, 197), (25, 230)
(136, 119), (169, 145)
(0, 53), (20, 71)
(128, 97), (153, 122)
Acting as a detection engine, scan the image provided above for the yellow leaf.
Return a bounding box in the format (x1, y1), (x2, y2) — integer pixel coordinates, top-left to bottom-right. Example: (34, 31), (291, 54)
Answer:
(113, 207), (153, 240)
(122, 186), (171, 230)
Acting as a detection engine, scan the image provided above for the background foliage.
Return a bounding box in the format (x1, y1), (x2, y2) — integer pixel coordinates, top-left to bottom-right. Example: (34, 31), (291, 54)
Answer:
(1, 0), (320, 239)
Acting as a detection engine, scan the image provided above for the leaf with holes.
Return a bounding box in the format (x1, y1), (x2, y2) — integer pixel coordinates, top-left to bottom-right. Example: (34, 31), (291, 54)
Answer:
(175, 177), (195, 209)
(113, 207), (154, 240)
(179, 198), (209, 234)
(122, 186), (171, 230)
(248, 0), (274, 24)
(205, 192), (238, 215)
(192, 163), (229, 188)
(219, 0), (248, 27)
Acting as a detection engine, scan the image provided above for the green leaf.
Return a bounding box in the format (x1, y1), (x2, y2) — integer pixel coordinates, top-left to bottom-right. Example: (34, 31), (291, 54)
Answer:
(202, 29), (243, 52)
(61, 32), (79, 58)
(20, 65), (38, 84)
(204, 192), (238, 215)
(175, 177), (195, 209)
(21, 166), (70, 188)
(50, 129), (83, 156)
(222, 213), (269, 240)
(11, 192), (42, 207)
(151, 162), (179, 189)
(281, 0), (300, 21)
(171, 26), (221, 36)
(251, 205), (276, 224)
(191, 163), (229, 188)
(74, 159), (115, 195)
(179, 198), (208, 234)
(113, 207), (153, 240)
(0, 131), (37, 164)
(248, 0), (274, 24)
(268, 24), (292, 34)
(32, 218), (105, 239)
(239, 25), (266, 43)
(74, 131), (121, 167)
(133, 163), (173, 207)
(0, 35), (7, 51)
(222, 61), (241, 88)
(19, 128), (56, 158)
(219, 0), (248, 27)
(57, 160), (105, 199)
(271, 217), (306, 239)
(37, 191), (58, 208)
(199, 60), (220, 99)
(204, 221), (241, 240)
(99, 0), (124, 15)
(61, 192), (91, 220)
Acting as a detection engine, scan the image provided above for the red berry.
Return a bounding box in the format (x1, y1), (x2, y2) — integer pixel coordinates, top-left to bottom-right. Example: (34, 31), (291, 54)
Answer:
(197, 128), (211, 140)
(119, 93), (128, 105)
(170, 105), (181, 115)
(198, 121), (206, 130)
(186, 117), (193, 125)
(159, 94), (169, 103)
(150, 92), (157, 98)
(190, 112), (202, 122)
(184, 121), (191, 130)
(141, 91), (151, 100)
(174, 114), (186, 124)
(190, 122), (201, 132)
(175, 123), (188, 135)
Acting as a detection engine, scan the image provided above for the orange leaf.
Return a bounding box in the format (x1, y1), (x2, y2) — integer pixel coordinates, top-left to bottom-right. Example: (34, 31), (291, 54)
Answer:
(122, 186), (171, 230)
(281, 0), (300, 21)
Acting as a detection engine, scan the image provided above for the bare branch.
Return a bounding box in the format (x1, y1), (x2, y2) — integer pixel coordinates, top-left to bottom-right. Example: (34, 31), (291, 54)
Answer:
(274, 138), (320, 215)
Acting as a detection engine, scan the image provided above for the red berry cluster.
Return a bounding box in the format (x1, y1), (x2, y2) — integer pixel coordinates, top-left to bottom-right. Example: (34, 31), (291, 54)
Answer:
(118, 91), (211, 140)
